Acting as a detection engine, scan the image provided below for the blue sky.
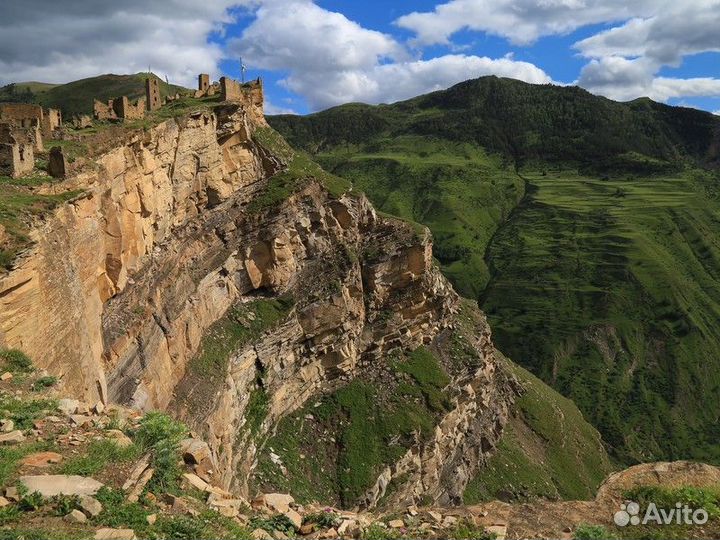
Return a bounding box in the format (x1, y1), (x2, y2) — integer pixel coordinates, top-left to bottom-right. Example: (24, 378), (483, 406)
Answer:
(1, 1), (719, 115)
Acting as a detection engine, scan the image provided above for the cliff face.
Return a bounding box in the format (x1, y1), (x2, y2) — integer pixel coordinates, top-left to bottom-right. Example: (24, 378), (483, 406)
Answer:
(0, 95), (515, 508)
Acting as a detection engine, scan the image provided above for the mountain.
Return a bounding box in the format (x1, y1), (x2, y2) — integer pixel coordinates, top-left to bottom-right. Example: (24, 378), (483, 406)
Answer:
(268, 76), (720, 465)
(0, 73), (188, 117)
(0, 76), (612, 527)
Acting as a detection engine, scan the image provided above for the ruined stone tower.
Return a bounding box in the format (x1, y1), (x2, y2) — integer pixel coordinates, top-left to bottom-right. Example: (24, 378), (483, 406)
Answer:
(199, 74), (210, 92)
(145, 78), (161, 111)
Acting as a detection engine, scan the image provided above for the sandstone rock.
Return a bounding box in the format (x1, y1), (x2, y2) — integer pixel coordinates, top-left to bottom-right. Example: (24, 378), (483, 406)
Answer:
(262, 493), (294, 513)
(79, 495), (103, 517)
(21, 451), (62, 467)
(182, 472), (209, 492)
(0, 496), (8, 507)
(388, 519), (405, 529)
(19, 475), (103, 496)
(4, 487), (19, 501)
(64, 509), (87, 523)
(252, 529), (273, 540)
(428, 511), (443, 524)
(127, 468), (154, 503)
(146, 514), (157, 525)
(122, 454), (151, 490)
(0, 419), (14, 432)
(218, 505), (239, 518)
(336, 519), (357, 536)
(285, 509), (302, 529)
(0, 372), (12, 381)
(317, 528), (338, 539)
(299, 523), (315, 535)
(273, 531), (288, 540)
(181, 438), (211, 464)
(105, 429), (133, 448)
(57, 398), (79, 415)
(93, 401), (105, 414)
(70, 414), (91, 427)
(486, 525), (508, 540)
(0, 430), (25, 444)
(94, 528), (137, 540)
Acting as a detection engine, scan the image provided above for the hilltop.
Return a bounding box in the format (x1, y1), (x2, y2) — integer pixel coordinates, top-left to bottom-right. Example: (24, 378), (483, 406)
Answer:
(0, 73), (188, 117)
(269, 76), (720, 465)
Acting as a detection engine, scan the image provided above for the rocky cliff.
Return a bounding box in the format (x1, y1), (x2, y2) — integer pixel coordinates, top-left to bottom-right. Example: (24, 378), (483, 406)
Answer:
(0, 91), (599, 510)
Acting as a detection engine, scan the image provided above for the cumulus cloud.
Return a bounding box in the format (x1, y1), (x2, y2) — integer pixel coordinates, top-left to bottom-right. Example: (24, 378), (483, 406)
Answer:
(0, 0), (243, 87)
(228, 0), (552, 110)
(574, 2), (720, 102)
(395, 0), (666, 46)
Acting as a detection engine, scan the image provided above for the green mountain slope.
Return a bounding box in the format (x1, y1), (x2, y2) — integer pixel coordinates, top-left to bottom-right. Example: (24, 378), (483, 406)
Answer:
(268, 76), (720, 465)
(0, 73), (188, 117)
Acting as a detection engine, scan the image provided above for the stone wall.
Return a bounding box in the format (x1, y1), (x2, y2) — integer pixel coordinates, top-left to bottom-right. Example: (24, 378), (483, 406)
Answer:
(0, 103), (43, 127)
(0, 123), (35, 177)
(42, 108), (62, 136)
(220, 78), (266, 126)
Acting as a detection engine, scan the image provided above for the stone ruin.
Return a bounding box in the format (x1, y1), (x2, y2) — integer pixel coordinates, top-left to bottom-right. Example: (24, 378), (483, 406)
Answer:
(48, 146), (68, 179)
(0, 103), (64, 178)
(145, 78), (161, 111)
(220, 76), (264, 125)
(93, 77), (164, 121)
(0, 123), (34, 178)
(195, 73), (219, 98)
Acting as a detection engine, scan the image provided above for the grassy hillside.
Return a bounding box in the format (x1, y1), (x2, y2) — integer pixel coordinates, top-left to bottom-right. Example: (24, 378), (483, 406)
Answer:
(464, 353), (613, 503)
(268, 76), (720, 466)
(0, 73), (188, 117)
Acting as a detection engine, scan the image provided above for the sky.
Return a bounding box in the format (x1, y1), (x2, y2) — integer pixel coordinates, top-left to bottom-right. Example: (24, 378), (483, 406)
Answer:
(0, 0), (719, 116)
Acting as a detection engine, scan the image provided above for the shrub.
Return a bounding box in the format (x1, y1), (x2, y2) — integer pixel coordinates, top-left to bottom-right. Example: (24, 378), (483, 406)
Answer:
(248, 514), (296, 535)
(134, 412), (188, 494)
(0, 350), (33, 373)
(50, 494), (79, 516)
(362, 523), (399, 540)
(573, 524), (616, 540)
(303, 509), (341, 529)
(18, 491), (44, 512)
(452, 519), (497, 540)
(31, 376), (57, 391)
(0, 396), (57, 430)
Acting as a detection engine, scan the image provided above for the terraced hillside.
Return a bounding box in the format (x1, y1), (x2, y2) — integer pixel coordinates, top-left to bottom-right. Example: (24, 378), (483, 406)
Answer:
(269, 76), (720, 464)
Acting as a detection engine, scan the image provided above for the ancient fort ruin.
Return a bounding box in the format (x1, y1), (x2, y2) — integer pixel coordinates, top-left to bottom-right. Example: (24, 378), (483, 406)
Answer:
(0, 103), (63, 178)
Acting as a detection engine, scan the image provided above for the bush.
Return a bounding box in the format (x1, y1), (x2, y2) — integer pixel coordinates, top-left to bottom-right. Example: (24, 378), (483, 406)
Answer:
(362, 523), (399, 540)
(574, 524), (616, 540)
(134, 412), (188, 494)
(248, 514), (296, 535)
(95, 487), (152, 531)
(50, 494), (79, 516)
(0, 350), (33, 373)
(31, 376), (57, 391)
(452, 519), (496, 540)
(18, 491), (44, 512)
(303, 509), (341, 529)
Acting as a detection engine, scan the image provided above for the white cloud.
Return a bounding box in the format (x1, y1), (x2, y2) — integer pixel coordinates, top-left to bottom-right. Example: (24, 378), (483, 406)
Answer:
(229, 0), (552, 110)
(714, 110), (720, 116)
(264, 99), (298, 115)
(395, 0), (666, 46)
(574, 2), (720, 103)
(0, 0), (244, 87)
(575, 5), (720, 65)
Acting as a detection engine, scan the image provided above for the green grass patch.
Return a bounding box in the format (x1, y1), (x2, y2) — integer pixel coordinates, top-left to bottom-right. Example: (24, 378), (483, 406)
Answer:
(255, 347), (451, 507)
(133, 412), (187, 494)
(0, 441), (55, 486)
(60, 439), (140, 476)
(0, 395), (58, 430)
(0, 350), (33, 374)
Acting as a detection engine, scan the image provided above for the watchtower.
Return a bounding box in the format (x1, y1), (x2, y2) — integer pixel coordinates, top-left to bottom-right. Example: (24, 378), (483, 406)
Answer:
(198, 74), (210, 92)
(145, 78), (161, 111)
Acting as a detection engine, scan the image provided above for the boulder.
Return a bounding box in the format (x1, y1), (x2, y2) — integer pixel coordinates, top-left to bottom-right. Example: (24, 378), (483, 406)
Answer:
(78, 495), (103, 517)
(181, 472), (209, 492)
(0, 372), (12, 381)
(388, 519), (405, 529)
(181, 438), (211, 464)
(0, 419), (14, 432)
(0, 430), (25, 444)
(105, 429), (133, 448)
(251, 529), (273, 540)
(485, 525), (508, 540)
(21, 451), (63, 467)
(4, 487), (19, 501)
(64, 509), (87, 523)
(285, 509), (302, 529)
(0, 497), (7, 507)
(94, 528), (137, 540)
(57, 398), (79, 416)
(261, 493), (294, 513)
(19, 475), (103, 496)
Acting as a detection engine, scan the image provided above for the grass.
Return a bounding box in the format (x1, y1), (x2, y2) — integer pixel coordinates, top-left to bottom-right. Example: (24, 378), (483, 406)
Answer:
(254, 346), (451, 507)
(177, 296), (294, 421)
(0, 350), (33, 374)
(463, 354), (613, 503)
(0, 441), (55, 486)
(0, 395), (58, 430)
(624, 485), (720, 519)
(60, 439), (140, 476)
(249, 127), (352, 214)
